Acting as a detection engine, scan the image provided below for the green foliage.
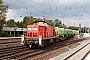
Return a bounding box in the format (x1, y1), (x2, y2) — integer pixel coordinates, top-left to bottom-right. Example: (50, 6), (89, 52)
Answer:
(23, 16), (30, 27)
(0, 25), (2, 30)
(49, 20), (54, 27)
(23, 16), (29, 24)
(21, 16), (41, 28)
(0, 0), (2, 4)
(54, 19), (62, 27)
(8, 16), (66, 28)
(7, 19), (15, 27)
(0, 30), (8, 37)
(27, 17), (34, 25)
(16, 21), (23, 28)
(0, 19), (5, 26)
(0, 1), (8, 20)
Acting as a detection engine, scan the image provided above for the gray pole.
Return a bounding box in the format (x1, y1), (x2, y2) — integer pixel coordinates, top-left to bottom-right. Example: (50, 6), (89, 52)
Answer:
(30, 12), (31, 17)
(14, 17), (16, 37)
(14, 28), (15, 37)
(29, 12), (31, 23)
(54, 20), (55, 27)
(79, 23), (81, 34)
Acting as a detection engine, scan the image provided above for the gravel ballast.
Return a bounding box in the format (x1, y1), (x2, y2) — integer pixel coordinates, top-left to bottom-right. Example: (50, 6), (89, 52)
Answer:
(49, 39), (90, 60)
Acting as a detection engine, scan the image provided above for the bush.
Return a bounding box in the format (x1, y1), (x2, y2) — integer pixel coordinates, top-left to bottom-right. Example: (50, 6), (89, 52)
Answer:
(0, 30), (8, 37)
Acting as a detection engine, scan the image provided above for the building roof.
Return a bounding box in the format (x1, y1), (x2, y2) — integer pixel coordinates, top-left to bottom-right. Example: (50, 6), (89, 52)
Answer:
(2, 27), (26, 31)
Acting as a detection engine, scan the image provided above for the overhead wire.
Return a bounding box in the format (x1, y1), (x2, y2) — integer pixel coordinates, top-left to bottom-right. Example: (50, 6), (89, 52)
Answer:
(10, 0), (74, 19)
(51, 0), (77, 19)
(4, 2), (40, 17)
(16, 0), (64, 19)
(29, 0), (64, 7)
(26, 0), (78, 21)
(6, 0), (87, 21)
(75, 0), (90, 16)
(82, 0), (90, 8)
(16, 0), (50, 16)
(27, 0), (63, 14)
(4, 2), (28, 10)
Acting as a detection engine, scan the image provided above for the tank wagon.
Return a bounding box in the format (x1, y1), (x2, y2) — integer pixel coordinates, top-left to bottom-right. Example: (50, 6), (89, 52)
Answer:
(55, 27), (79, 40)
(21, 21), (79, 48)
(55, 27), (64, 37)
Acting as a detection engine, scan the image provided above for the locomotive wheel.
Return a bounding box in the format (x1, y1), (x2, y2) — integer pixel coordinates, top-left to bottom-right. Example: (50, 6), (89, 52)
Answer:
(44, 40), (48, 47)
(23, 41), (27, 46)
(53, 38), (56, 43)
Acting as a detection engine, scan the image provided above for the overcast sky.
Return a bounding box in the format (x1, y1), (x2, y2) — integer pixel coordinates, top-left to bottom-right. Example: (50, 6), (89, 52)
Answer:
(3, 0), (90, 28)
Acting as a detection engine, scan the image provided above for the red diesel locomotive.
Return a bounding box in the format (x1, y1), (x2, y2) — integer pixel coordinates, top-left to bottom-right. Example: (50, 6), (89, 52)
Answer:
(23, 21), (57, 48)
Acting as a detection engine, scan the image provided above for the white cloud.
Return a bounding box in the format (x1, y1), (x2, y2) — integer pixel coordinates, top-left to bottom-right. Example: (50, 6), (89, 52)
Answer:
(6, 9), (23, 22)
(6, 9), (17, 20)
(58, 0), (75, 5)
(3, 0), (90, 28)
(32, 0), (42, 2)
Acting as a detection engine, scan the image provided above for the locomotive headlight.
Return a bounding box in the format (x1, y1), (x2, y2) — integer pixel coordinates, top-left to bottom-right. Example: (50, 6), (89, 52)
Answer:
(28, 28), (31, 30)
(28, 28), (38, 30)
(33, 28), (38, 30)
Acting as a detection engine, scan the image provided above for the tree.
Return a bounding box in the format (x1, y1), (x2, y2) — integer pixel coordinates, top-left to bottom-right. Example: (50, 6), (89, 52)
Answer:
(23, 16), (37, 27)
(0, 0), (8, 36)
(16, 21), (23, 28)
(49, 20), (54, 27)
(0, 30), (8, 37)
(0, 0), (8, 20)
(0, 0), (2, 4)
(43, 18), (49, 23)
(19, 21), (23, 28)
(27, 16), (34, 25)
(0, 19), (5, 26)
(54, 19), (62, 27)
(23, 16), (29, 24)
(0, 19), (5, 31)
(33, 18), (41, 21)
(7, 19), (15, 27)
(22, 16), (29, 27)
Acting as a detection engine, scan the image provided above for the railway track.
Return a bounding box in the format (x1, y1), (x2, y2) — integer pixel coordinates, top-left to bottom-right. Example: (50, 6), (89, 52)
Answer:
(49, 38), (90, 60)
(83, 50), (90, 60)
(14, 38), (80, 60)
(0, 38), (21, 44)
(0, 37), (89, 60)
(0, 38), (21, 49)
(64, 42), (90, 60)
(0, 45), (30, 59)
(82, 50), (90, 60)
